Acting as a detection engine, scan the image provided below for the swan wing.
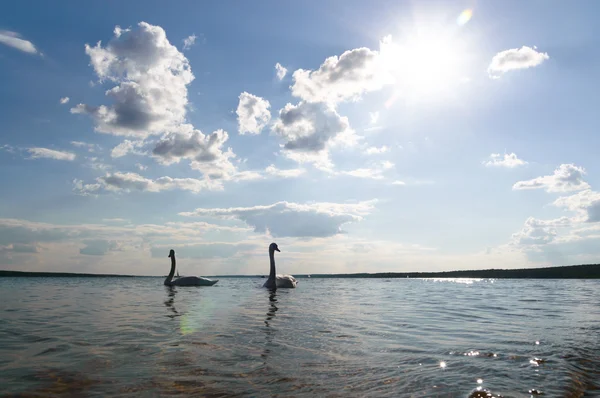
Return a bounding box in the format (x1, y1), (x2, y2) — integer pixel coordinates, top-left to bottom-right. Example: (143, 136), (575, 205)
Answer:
(276, 274), (297, 288)
(171, 276), (218, 286)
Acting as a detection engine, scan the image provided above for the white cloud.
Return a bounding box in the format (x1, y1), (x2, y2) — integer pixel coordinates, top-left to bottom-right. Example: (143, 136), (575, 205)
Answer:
(151, 124), (239, 180)
(369, 111), (379, 125)
(484, 153), (527, 168)
(365, 145), (389, 155)
(291, 43), (392, 105)
(70, 141), (100, 152)
(272, 101), (356, 168)
(60, 97), (70, 105)
(86, 157), (111, 171)
(553, 190), (600, 223)
(111, 139), (146, 158)
(392, 180), (406, 186)
(341, 161), (394, 180)
(182, 34), (196, 50)
(71, 22), (194, 138)
(0, 30), (38, 54)
(513, 164), (590, 193)
(73, 172), (222, 195)
(236, 92), (271, 135)
(180, 200), (376, 238)
(0, 217), (252, 274)
(265, 164), (305, 178)
(135, 163), (147, 171)
(488, 46), (549, 79)
(511, 217), (571, 246)
(281, 150), (334, 172)
(27, 147), (76, 161)
(275, 62), (287, 80)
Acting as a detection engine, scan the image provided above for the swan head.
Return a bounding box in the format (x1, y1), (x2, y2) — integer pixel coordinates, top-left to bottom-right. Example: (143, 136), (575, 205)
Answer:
(168, 249), (175, 258)
(269, 242), (280, 252)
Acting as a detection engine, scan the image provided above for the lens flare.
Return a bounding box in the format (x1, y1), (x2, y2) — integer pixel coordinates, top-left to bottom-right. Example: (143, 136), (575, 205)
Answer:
(457, 9), (473, 26)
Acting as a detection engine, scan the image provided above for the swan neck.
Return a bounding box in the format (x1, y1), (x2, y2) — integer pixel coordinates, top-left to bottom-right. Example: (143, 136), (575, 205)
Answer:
(268, 249), (276, 279)
(165, 255), (176, 285)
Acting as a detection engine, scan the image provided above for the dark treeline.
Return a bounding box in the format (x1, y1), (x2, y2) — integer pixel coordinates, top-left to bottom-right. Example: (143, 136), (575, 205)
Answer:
(1, 264), (599, 279)
(0, 270), (138, 278)
(305, 263), (600, 279)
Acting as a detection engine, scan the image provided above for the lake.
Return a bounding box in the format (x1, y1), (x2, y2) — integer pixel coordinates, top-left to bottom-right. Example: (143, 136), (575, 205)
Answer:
(0, 277), (598, 397)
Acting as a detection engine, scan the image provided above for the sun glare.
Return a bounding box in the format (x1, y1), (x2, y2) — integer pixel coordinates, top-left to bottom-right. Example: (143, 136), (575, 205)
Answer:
(381, 9), (474, 105)
(382, 30), (465, 99)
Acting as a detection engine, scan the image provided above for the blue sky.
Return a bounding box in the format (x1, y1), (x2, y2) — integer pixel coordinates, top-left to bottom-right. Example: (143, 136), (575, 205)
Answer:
(1, 0), (600, 275)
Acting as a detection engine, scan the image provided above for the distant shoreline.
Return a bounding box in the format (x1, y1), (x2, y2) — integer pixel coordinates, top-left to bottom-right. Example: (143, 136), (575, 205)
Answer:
(1, 264), (599, 279)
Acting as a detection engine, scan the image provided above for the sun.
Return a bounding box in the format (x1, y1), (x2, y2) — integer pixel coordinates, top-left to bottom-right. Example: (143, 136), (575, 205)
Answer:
(380, 27), (469, 101)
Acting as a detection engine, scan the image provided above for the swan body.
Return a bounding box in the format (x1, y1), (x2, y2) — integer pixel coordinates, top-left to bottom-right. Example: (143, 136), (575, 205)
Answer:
(273, 274), (297, 288)
(170, 276), (218, 286)
(164, 250), (218, 287)
(263, 243), (297, 289)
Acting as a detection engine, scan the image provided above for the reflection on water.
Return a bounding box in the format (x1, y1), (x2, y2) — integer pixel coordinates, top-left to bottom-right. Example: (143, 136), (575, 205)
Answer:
(262, 290), (278, 362)
(0, 277), (598, 397)
(164, 285), (179, 318)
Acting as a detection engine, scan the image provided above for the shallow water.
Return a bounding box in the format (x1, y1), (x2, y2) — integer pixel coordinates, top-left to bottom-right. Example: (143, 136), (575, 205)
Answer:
(0, 277), (598, 397)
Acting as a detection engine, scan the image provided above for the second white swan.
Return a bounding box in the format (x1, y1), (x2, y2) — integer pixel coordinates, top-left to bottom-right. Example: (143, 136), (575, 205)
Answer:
(263, 243), (297, 289)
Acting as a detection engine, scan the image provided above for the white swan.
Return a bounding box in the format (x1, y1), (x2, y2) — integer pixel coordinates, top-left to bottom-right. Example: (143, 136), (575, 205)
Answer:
(263, 243), (297, 289)
(164, 250), (218, 287)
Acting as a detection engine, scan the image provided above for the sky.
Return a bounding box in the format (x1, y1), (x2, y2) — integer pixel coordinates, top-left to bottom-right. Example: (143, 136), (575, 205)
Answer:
(1, 0), (600, 276)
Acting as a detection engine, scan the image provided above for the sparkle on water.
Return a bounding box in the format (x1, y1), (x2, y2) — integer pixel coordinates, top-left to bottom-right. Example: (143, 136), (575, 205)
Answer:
(1, 277), (598, 397)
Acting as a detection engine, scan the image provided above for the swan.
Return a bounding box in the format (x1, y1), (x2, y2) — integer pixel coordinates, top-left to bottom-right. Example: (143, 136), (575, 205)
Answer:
(263, 243), (297, 289)
(164, 250), (218, 287)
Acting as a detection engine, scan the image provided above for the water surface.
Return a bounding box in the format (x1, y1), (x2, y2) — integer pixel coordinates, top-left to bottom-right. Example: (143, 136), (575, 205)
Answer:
(1, 277), (598, 397)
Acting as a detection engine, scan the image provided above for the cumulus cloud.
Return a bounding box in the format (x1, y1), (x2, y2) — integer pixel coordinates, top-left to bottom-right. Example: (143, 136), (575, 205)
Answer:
(151, 124), (245, 179)
(0, 30), (38, 54)
(291, 46), (389, 104)
(265, 164), (305, 178)
(60, 97), (70, 105)
(111, 139), (146, 158)
(511, 216), (571, 246)
(73, 172), (222, 195)
(365, 145), (389, 155)
(553, 190), (600, 223)
(513, 164), (589, 193)
(236, 92), (271, 135)
(275, 62), (287, 80)
(180, 200), (376, 238)
(272, 101), (357, 168)
(488, 46), (549, 79)
(71, 22), (194, 137)
(182, 34), (196, 50)
(27, 147), (76, 161)
(484, 153), (527, 168)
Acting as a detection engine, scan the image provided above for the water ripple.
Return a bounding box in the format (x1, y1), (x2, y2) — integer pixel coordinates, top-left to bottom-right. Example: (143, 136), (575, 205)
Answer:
(0, 277), (598, 397)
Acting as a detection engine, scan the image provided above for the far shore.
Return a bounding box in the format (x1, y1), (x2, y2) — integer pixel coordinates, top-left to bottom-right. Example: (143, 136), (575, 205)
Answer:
(1, 263), (599, 279)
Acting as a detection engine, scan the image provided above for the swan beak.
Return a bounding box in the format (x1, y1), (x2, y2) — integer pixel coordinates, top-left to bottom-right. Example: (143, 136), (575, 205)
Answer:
(275, 248), (280, 252)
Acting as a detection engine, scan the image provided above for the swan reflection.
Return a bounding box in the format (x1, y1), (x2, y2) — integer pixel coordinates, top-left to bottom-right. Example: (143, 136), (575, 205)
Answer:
(262, 289), (278, 359)
(164, 286), (180, 318)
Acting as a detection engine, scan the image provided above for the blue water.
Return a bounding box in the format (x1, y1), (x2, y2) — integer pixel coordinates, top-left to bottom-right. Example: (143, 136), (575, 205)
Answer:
(0, 277), (598, 397)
